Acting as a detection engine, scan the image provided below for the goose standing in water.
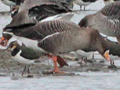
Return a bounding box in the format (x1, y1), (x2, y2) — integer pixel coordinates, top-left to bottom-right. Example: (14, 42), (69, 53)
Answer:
(79, 1), (120, 44)
(74, 0), (97, 10)
(0, 20), (112, 73)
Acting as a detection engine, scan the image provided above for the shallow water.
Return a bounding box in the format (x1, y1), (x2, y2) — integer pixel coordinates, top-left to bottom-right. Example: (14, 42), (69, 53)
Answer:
(0, 0), (120, 90)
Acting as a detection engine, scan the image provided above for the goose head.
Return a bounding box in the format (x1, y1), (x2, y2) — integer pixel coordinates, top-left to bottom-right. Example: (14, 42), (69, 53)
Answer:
(88, 29), (111, 62)
(95, 38), (111, 62)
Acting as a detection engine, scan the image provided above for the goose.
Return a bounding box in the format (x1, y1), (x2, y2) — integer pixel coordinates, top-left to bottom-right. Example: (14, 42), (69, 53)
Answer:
(4, 9), (74, 31)
(37, 27), (111, 73)
(79, 1), (120, 44)
(0, 20), (111, 73)
(18, 0), (72, 12)
(1, 0), (24, 10)
(11, 0), (72, 18)
(10, 0), (72, 22)
(73, 0), (97, 10)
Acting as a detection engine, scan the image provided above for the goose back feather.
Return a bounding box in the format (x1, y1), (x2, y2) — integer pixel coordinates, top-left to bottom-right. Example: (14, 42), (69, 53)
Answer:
(3, 20), (79, 40)
(79, 1), (120, 37)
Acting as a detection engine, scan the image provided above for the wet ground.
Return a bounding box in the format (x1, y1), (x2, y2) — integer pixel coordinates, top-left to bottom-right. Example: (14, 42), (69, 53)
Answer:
(0, 0), (120, 90)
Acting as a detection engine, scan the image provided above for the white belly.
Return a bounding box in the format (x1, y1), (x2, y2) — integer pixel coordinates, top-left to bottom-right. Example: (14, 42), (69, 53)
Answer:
(12, 50), (35, 65)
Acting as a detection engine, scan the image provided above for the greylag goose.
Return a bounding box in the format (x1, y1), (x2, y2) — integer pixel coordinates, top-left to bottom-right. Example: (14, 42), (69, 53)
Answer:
(1, 20), (111, 73)
(79, 1), (120, 44)
(74, 0), (97, 10)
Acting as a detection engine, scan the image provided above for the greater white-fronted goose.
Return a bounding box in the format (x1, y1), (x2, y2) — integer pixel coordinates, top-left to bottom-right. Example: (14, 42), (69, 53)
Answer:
(1, 20), (111, 73)
(37, 27), (111, 73)
(79, 1), (120, 44)
(74, 0), (97, 10)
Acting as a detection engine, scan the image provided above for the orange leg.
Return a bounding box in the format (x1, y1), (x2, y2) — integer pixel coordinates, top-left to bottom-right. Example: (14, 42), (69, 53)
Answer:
(52, 56), (64, 73)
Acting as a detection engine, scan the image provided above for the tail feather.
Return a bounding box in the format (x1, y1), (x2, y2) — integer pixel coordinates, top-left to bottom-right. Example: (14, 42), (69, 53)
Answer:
(57, 56), (68, 67)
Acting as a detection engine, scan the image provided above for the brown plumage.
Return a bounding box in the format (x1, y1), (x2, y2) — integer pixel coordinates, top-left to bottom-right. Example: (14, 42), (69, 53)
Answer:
(37, 27), (112, 73)
(3, 20), (78, 40)
(3, 20), (109, 59)
(38, 27), (108, 56)
(2, 19), (111, 73)
(79, 1), (120, 44)
(19, 0), (72, 12)
(12, 0), (72, 19)
(2, 20), (78, 70)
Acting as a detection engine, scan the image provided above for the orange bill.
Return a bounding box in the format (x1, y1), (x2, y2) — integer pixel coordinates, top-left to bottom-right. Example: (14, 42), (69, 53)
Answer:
(104, 50), (110, 62)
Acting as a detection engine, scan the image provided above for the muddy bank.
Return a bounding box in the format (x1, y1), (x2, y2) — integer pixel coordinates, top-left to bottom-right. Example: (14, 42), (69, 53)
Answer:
(0, 49), (119, 78)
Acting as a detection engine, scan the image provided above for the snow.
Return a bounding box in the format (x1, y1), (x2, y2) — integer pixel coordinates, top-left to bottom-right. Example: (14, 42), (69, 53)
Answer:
(0, 0), (120, 90)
